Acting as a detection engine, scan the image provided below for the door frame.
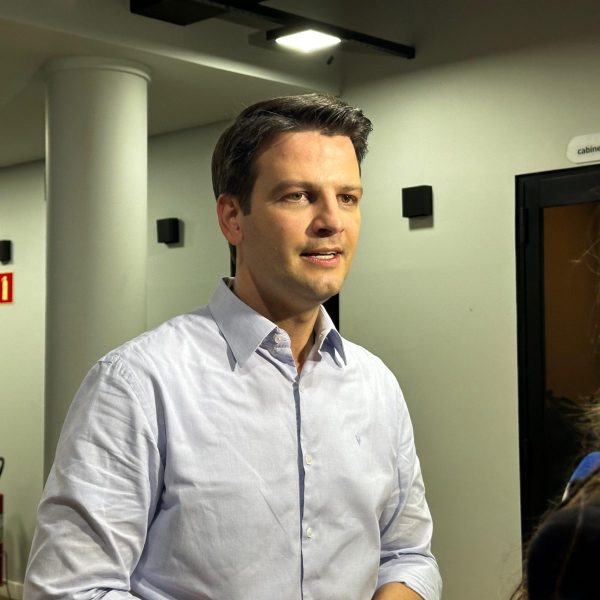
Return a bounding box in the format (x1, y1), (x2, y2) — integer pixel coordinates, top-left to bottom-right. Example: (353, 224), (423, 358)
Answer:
(516, 163), (600, 541)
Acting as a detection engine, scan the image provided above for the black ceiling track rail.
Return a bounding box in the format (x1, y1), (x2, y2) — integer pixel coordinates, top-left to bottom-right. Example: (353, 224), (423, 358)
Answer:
(130, 0), (416, 59)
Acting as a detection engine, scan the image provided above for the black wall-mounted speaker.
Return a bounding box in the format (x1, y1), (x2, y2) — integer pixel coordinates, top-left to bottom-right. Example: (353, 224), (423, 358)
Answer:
(0, 240), (12, 263)
(156, 218), (180, 245)
(402, 186), (433, 218)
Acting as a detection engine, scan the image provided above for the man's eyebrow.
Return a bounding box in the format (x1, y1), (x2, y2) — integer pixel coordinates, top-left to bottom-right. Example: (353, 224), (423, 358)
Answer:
(269, 180), (363, 196)
(268, 180), (314, 196)
(338, 185), (364, 195)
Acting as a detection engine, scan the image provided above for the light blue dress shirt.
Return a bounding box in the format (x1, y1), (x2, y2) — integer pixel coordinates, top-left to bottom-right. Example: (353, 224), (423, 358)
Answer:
(25, 279), (441, 600)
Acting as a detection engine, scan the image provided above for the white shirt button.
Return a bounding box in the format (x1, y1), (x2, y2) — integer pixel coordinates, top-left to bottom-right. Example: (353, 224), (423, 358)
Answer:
(306, 527), (313, 539)
(274, 334), (285, 344)
(299, 383), (305, 392)
(305, 454), (313, 465)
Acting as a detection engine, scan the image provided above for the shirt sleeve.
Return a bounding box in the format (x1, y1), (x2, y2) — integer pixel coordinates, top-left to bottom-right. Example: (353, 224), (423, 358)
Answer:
(24, 354), (164, 600)
(376, 382), (442, 600)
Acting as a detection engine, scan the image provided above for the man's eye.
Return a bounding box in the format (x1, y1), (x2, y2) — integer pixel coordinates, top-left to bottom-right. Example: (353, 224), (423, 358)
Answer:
(284, 192), (308, 202)
(339, 194), (358, 205)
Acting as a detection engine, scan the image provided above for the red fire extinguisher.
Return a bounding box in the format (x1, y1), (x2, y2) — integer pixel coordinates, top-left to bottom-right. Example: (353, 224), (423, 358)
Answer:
(0, 456), (4, 586)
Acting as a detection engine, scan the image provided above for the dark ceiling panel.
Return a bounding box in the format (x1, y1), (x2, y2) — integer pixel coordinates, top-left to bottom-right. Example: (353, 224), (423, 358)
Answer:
(130, 0), (266, 26)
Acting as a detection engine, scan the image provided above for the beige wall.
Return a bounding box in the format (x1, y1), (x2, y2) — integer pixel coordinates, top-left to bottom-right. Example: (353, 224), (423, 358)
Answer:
(341, 33), (600, 599)
(0, 161), (45, 592)
(147, 122), (230, 328)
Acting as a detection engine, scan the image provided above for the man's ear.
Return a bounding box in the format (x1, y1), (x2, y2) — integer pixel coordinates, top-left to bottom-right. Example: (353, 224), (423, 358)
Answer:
(216, 193), (243, 246)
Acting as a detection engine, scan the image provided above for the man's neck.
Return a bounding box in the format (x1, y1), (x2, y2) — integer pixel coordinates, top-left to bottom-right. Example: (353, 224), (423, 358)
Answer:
(230, 276), (321, 372)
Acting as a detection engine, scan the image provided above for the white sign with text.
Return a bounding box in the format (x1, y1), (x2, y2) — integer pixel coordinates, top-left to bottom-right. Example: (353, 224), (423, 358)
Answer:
(567, 132), (600, 164)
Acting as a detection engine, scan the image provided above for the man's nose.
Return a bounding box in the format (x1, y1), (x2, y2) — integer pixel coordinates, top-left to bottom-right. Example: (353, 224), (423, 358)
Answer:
(311, 195), (343, 236)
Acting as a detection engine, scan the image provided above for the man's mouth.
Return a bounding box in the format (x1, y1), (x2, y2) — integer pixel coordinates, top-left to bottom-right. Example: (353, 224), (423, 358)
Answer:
(300, 249), (342, 265)
(302, 252), (338, 259)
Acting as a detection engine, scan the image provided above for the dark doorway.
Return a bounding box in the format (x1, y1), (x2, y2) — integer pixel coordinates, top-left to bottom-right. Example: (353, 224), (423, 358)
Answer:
(516, 164), (600, 542)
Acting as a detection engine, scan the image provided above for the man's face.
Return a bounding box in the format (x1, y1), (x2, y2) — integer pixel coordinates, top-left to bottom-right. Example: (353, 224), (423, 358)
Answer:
(230, 130), (363, 318)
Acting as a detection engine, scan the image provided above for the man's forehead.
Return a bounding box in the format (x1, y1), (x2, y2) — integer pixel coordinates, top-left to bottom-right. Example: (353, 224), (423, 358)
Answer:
(257, 129), (355, 158)
(254, 135), (360, 187)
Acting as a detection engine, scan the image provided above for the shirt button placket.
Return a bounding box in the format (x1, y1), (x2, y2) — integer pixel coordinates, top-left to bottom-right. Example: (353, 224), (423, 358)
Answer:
(298, 380), (313, 548)
(299, 383), (311, 469)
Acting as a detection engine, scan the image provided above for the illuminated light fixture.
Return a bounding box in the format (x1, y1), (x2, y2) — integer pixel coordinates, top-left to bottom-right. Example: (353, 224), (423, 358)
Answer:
(131, 0), (416, 59)
(274, 29), (341, 53)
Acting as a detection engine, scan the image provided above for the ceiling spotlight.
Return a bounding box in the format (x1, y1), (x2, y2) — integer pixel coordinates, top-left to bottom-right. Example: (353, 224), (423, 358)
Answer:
(132, 0), (416, 59)
(273, 29), (341, 53)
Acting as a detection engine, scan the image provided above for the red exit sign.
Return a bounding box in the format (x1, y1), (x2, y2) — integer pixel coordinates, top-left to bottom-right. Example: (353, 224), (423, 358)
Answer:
(0, 273), (13, 303)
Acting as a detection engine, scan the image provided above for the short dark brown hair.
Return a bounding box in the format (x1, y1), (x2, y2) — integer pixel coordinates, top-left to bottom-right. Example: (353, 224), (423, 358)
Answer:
(212, 93), (373, 215)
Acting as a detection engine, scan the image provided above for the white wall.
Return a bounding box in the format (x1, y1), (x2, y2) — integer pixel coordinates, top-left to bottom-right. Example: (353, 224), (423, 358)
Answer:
(0, 161), (45, 593)
(147, 122), (231, 327)
(341, 33), (600, 600)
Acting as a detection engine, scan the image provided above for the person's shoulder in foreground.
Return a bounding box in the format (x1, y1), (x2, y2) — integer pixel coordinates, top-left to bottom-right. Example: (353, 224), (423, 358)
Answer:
(511, 406), (600, 600)
(24, 92), (441, 600)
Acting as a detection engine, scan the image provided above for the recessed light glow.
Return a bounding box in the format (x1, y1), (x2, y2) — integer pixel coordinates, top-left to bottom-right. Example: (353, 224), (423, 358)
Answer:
(275, 29), (341, 53)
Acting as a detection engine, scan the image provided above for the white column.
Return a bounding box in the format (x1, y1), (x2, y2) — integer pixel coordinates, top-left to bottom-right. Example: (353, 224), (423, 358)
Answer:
(44, 58), (151, 472)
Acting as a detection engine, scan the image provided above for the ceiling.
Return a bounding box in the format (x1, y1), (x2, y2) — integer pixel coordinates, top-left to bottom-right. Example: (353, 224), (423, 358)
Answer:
(0, 0), (412, 168)
(4, 0), (596, 170)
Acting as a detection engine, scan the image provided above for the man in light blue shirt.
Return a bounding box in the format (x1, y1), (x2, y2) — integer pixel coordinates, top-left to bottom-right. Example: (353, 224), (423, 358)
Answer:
(25, 94), (442, 599)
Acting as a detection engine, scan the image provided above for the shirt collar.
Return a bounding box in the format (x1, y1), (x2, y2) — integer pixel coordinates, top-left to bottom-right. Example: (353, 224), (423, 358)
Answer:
(314, 305), (347, 367)
(208, 279), (277, 367)
(208, 278), (347, 368)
